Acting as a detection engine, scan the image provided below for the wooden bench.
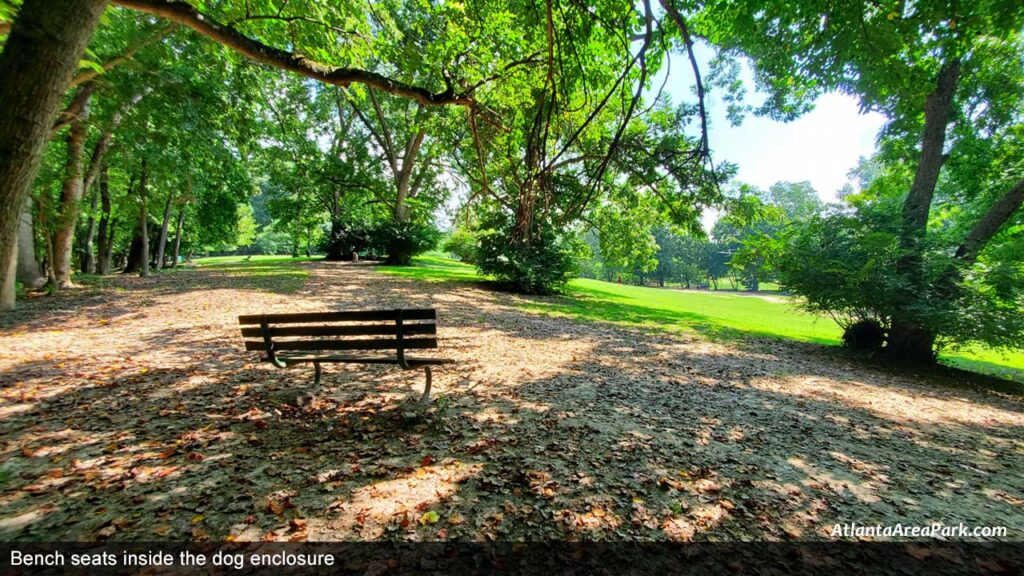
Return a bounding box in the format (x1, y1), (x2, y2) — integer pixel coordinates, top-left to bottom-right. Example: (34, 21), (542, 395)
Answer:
(238, 309), (453, 403)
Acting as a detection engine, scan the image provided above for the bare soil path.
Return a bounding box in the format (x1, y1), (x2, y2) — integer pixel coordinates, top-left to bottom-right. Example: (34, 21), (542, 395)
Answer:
(1, 261), (1021, 541)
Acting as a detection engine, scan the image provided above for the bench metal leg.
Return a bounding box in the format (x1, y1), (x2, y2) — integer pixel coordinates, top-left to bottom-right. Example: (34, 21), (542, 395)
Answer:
(313, 362), (322, 386)
(419, 366), (432, 405)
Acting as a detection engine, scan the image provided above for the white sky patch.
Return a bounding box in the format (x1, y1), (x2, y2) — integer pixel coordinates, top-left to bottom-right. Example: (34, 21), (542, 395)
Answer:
(658, 42), (887, 210)
(704, 92), (886, 201)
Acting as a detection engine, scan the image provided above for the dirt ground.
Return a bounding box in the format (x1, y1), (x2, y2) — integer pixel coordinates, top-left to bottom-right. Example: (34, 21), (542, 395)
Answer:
(0, 261), (1021, 542)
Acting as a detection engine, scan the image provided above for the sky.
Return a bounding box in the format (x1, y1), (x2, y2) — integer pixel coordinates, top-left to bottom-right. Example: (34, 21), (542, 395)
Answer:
(660, 44), (888, 203)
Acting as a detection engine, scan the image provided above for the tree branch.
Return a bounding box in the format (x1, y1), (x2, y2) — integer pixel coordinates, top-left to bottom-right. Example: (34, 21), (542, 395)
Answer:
(113, 0), (476, 108)
(69, 23), (176, 88)
(955, 177), (1024, 264)
(52, 83), (97, 133)
(368, 90), (399, 174)
(83, 88), (151, 192)
(659, 0), (709, 158)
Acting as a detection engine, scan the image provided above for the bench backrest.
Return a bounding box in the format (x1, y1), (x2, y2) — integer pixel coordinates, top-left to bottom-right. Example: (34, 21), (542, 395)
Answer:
(238, 309), (438, 356)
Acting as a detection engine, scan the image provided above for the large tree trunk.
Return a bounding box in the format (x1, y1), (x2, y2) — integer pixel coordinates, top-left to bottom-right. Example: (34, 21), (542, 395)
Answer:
(51, 92), (92, 288)
(887, 320), (938, 362)
(0, 0), (109, 310)
(122, 233), (144, 274)
(96, 166), (114, 275)
(171, 204), (185, 269)
(393, 128), (426, 223)
(898, 60), (960, 253)
(887, 59), (960, 362)
(155, 191), (174, 269)
(81, 188), (98, 274)
(137, 160), (150, 277)
(17, 196), (45, 289)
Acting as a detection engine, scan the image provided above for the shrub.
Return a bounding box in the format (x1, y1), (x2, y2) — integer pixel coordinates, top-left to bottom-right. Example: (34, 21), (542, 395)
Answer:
(369, 220), (439, 265)
(778, 204), (1024, 354)
(476, 214), (581, 294)
(842, 319), (886, 351)
(322, 220), (371, 261)
(442, 227), (479, 263)
(776, 209), (902, 335)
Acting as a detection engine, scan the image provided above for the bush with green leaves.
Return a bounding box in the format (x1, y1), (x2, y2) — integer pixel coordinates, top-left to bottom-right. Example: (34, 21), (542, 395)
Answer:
(779, 196), (1024, 355)
(442, 227), (479, 263)
(476, 213), (582, 295)
(322, 219), (372, 261)
(253, 227), (293, 255)
(368, 220), (439, 265)
(778, 199), (905, 339)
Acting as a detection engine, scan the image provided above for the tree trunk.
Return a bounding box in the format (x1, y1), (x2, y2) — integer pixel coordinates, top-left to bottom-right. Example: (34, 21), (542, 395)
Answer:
(898, 60), (960, 258)
(1, 233), (14, 305)
(97, 166), (114, 275)
(171, 205), (185, 269)
(81, 188), (98, 274)
(122, 233), (144, 274)
(17, 196), (45, 289)
(51, 94), (92, 288)
(155, 191), (173, 269)
(326, 216), (344, 261)
(393, 128), (426, 223)
(0, 0), (109, 310)
(887, 59), (960, 362)
(887, 320), (937, 363)
(137, 160), (150, 277)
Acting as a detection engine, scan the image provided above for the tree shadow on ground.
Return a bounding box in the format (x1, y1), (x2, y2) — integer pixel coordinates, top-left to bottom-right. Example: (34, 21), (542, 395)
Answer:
(0, 261), (1021, 541)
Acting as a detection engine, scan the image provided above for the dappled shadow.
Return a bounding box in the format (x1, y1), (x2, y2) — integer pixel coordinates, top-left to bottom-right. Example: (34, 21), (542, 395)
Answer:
(0, 260), (316, 333)
(0, 261), (1021, 541)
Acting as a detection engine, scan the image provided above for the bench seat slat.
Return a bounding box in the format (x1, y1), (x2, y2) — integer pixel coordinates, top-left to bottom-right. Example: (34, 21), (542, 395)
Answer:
(267, 355), (454, 365)
(244, 337), (438, 352)
(238, 309), (435, 325)
(239, 323), (436, 338)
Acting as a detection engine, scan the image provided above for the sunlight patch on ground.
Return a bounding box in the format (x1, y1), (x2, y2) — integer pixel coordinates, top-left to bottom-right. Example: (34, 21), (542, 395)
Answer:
(788, 457), (881, 504)
(746, 374), (1024, 428)
(316, 461), (482, 540)
(0, 509), (48, 534)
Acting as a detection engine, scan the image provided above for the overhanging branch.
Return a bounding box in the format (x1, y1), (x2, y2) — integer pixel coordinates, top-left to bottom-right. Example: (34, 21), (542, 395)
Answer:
(955, 177), (1024, 264)
(659, 0), (709, 159)
(113, 0), (476, 108)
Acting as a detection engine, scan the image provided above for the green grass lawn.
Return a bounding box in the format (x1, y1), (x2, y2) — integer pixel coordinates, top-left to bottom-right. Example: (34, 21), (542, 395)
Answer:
(192, 254), (323, 266)
(377, 254), (493, 283)
(188, 254), (320, 293)
(378, 256), (1024, 382)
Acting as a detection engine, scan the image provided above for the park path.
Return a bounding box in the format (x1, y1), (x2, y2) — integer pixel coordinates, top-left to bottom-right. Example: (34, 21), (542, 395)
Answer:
(0, 260), (1021, 541)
